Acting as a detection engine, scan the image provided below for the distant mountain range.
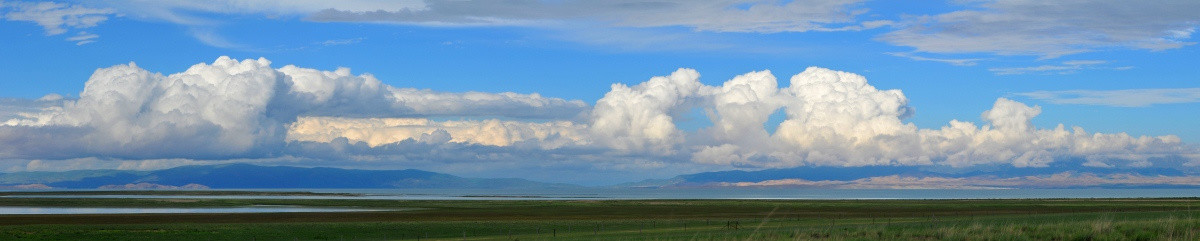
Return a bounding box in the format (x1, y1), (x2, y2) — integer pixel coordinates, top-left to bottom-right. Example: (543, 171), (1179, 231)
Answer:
(0, 164), (576, 189)
(620, 161), (1200, 189)
(4, 161), (1199, 190)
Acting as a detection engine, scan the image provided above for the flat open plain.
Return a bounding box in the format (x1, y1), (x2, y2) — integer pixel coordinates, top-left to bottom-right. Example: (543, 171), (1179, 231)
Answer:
(2, 191), (1199, 240)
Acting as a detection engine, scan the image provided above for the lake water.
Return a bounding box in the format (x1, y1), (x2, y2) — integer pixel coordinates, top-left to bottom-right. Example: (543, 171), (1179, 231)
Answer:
(0, 206), (388, 215)
(8, 188), (1200, 200)
(334, 188), (1200, 200)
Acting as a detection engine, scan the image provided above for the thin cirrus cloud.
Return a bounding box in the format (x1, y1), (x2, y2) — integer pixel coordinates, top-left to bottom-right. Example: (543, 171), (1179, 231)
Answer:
(94, 0), (425, 24)
(306, 0), (881, 33)
(0, 57), (1196, 179)
(879, 0), (1200, 58)
(885, 52), (984, 66)
(64, 0), (884, 50)
(988, 60), (1119, 75)
(1017, 88), (1200, 107)
(69, 0), (423, 49)
(0, 1), (115, 45)
(95, 0), (1199, 58)
(64, 31), (98, 45)
(8, 1), (1198, 62)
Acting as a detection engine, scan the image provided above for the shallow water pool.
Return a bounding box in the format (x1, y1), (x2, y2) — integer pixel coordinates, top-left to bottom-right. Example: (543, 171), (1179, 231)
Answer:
(0, 205), (389, 215)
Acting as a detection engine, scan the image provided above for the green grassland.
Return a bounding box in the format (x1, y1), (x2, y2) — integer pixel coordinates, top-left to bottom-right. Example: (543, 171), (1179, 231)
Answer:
(2, 192), (1200, 240)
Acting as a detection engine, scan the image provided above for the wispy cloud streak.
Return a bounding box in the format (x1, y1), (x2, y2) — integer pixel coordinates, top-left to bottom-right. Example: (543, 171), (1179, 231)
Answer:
(1018, 88), (1200, 107)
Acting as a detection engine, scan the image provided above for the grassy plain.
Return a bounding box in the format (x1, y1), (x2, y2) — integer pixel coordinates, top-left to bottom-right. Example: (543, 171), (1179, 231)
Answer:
(1, 192), (1199, 240)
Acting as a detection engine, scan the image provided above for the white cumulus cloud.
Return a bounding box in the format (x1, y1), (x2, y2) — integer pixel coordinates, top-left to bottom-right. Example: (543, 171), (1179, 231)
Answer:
(589, 68), (706, 154)
(286, 117), (587, 149)
(1, 59), (1194, 177)
(0, 56), (586, 159)
(590, 66), (1195, 169)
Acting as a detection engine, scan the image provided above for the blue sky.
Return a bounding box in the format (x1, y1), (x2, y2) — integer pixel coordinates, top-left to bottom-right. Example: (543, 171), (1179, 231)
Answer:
(1, 1), (1198, 186)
